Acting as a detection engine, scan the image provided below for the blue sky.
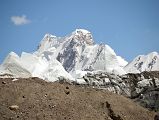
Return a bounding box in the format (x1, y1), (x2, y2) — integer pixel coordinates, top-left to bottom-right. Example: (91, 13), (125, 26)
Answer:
(0, 0), (159, 63)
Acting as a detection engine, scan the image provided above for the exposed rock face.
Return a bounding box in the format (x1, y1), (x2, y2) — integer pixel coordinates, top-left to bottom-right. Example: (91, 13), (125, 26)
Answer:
(72, 29), (94, 45)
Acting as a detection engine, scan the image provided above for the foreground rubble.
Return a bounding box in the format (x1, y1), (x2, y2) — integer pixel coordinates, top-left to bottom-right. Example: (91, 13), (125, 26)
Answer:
(78, 71), (159, 111)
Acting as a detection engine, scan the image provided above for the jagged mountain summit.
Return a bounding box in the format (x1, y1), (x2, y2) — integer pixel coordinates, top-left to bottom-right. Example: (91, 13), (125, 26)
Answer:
(0, 29), (127, 81)
(36, 29), (128, 77)
(124, 52), (159, 73)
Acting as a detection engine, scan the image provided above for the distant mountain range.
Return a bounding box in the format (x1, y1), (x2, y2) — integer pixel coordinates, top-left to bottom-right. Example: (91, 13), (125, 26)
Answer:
(0, 29), (158, 81)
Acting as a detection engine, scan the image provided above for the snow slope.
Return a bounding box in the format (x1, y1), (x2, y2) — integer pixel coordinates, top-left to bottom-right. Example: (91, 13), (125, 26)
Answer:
(124, 52), (159, 73)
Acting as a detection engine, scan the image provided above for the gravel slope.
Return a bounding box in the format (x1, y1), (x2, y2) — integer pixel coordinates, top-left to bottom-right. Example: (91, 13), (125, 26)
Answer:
(0, 77), (155, 120)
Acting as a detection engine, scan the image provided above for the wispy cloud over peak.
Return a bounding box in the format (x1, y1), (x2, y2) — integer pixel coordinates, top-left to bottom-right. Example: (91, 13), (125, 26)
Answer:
(11, 15), (31, 26)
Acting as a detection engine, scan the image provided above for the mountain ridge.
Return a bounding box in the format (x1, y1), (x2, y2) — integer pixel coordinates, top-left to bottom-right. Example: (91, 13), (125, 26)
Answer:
(0, 29), (159, 82)
(124, 52), (159, 73)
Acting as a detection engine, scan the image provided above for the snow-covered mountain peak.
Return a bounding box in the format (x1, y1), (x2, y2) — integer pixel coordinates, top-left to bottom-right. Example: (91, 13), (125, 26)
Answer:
(124, 51), (159, 73)
(70, 29), (94, 45)
(74, 29), (91, 35)
(44, 33), (57, 39)
(35, 29), (128, 76)
(37, 33), (62, 54)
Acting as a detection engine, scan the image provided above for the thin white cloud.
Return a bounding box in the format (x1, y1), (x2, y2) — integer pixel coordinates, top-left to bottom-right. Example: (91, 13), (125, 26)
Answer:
(11, 15), (31, 26)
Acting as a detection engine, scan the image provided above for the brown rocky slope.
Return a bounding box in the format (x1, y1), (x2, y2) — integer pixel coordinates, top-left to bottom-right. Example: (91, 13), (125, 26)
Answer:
(0, 77), (155, 120)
